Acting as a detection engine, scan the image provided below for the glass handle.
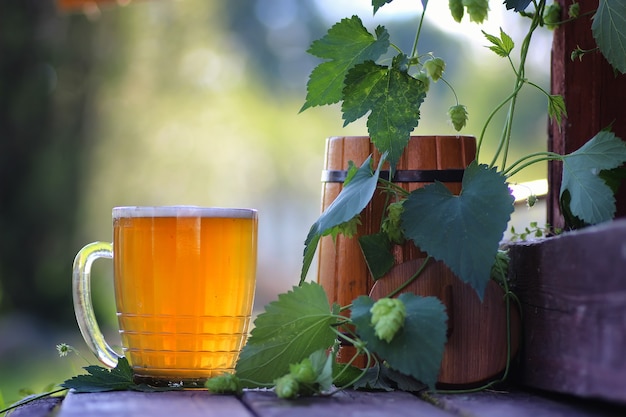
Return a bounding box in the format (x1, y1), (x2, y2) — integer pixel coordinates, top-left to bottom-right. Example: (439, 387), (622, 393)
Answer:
(72, 242), (120, 368)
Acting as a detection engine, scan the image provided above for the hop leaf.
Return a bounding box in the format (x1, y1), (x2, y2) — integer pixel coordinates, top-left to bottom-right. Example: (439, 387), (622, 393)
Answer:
(370, 298), (406, 343)
(560, 130), (626, 224)
(482, 29), (514, 58)
(548, 94), (567, 128)
(352, 294), (447, 389)
(504, 0), (532, 12)
(342, 59), (427, 170)
(235, 282), (337, 387)
(415, 71), (430, 93)
(359, 232), (395, 280)
(462, 0), (490, 23)
(373, 0), (394, 14)
(401, 162), (514, 298)
(592, 0), (626, 74)
(449, 0), (464, 22)
(301, 156), (385, 282)
(301, 16), (390, 111)
(448, 104), (468, 131)
(423, 57), (445, 82)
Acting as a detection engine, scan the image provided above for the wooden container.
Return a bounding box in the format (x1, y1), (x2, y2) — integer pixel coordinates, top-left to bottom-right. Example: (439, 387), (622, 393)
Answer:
(317, 135), (520, 387)
(318, 135), (476, 306)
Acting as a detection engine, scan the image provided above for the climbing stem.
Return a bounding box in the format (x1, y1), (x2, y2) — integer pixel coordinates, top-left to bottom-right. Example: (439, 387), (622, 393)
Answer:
(489, 0), (545, 170)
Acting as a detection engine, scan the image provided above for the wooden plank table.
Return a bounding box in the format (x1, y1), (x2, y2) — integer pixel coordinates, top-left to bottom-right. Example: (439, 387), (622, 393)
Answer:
(9, 388), (626, 417)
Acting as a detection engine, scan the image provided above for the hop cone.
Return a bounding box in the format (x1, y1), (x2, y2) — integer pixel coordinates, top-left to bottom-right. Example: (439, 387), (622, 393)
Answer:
(448, 104), (469, 131)
(462, 0), (489, 23)
(449, 0), (464, 22)
(381, 201), (405, 244)
(424, 57), (445, 82)
(370, 298), (406, 343)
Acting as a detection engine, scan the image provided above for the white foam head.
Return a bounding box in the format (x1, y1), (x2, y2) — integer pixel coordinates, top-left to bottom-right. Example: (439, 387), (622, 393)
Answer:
(112, 206), (257, 219)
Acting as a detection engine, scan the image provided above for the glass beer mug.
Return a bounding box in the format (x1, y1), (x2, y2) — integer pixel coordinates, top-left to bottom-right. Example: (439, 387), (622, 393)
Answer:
(72, 206), (258, 387)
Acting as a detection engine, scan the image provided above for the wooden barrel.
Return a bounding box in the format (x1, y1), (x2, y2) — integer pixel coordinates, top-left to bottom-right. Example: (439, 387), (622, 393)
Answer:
(368, 260), (521, 387)
(318, 135), (476, 304)
(317, 135), (520, 387)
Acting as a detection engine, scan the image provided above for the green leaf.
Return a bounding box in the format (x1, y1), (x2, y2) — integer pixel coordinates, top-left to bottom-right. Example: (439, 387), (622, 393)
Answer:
(352, 365), (395, 391)
(61, 358), (134, 393)
(504, 0), (531, 12)
(342, 58), (427, 170)
(482, 28), (514, 58)
(351, 294), (447, 390)
(560, 189), (588, 230)
(560, 130), (626, 224)
(401, 162), (514, 298)
(359, 232), (395, 280)
(548, 94), (567, 127)
(375, 0), (426, 17)
(332, 363), (364, 388)
(301, 16), (390, 111)
(301, 155), (385, 283)
(372, 0), (394, 14)
(600, 166), (626, 194)
(592, 0), (626, 74)
(308, 349), (335, 392)
(235, 282), (338, 387)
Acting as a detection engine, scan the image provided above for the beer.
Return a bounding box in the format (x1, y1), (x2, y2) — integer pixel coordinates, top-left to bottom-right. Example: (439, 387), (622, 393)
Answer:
(111, 207), (257, 381)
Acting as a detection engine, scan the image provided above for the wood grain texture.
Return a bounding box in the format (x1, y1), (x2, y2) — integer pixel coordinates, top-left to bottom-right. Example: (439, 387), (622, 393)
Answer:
(317, 136), (488, 375)
(548, 0), (626, 229)
(14, 388), (626, 416)
(508, 219), (626, 404)
(242, 390), (454, 417)
(369, 260), (521, 387)
(431, 389), (626, 417)
(7, 396), (62, 417)
(56, 390), (253, 417)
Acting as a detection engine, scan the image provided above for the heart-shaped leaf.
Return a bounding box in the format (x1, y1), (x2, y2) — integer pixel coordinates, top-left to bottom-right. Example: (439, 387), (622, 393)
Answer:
(560, 130), (626, 224)
(351, 293), (447, 390)
(400, 162), (514, 298)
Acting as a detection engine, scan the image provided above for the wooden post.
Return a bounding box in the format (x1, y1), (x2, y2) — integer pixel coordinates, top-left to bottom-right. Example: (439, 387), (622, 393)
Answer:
(548, 0), (626, 229)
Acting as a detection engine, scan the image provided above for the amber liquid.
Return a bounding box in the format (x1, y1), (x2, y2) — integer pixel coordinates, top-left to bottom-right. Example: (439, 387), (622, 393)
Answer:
(113, 213), (257, 383)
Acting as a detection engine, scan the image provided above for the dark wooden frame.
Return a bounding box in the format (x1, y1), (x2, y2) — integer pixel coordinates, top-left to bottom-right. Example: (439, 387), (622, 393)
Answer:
(509, 219), (626, 404)
(548, 0), (626, 228)
(513, 0), (626, 404)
